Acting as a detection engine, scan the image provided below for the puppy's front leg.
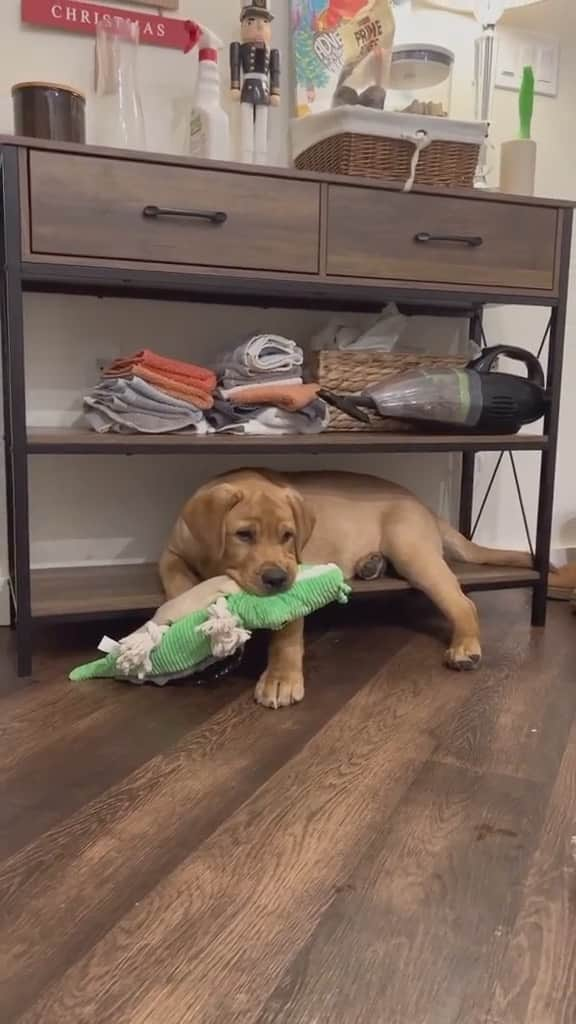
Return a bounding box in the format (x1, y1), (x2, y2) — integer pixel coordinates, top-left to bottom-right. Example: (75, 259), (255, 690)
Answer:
(255, 618), (305, 710)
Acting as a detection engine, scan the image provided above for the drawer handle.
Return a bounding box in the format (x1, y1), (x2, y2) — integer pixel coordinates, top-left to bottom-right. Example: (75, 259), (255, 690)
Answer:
(142, 205), (228, 225)
(414, 232), (483, 248)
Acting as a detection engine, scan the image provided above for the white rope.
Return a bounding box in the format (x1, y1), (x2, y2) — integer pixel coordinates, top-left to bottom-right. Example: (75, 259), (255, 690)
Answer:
(198, 598), (252, 659)
(402, 130), (431, 193)
(113, 621), (170, 679)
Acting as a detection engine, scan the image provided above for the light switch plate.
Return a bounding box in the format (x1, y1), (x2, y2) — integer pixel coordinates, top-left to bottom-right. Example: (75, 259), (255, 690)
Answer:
(495, 29), (559, 98)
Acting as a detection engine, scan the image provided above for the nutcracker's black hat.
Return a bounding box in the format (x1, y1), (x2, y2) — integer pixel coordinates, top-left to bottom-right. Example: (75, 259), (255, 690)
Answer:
(241, 0), (274, 21)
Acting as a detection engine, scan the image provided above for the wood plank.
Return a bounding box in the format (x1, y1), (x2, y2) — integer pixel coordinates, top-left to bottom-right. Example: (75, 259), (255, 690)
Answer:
(21, 258), (563, 305)
(4, 134), (573, 208)
(30, 562), (540, 620)
(432, 594), (576, 783)
(327, 185), (557, 291)
(27, 427), (549, 455)
(29, 151), (321, 275)
(32, 563), (164, 617)
(13, 636), (472, 1024)
(255, 764), (546, 1024)
(0, 672), (249, 862)
(487, 719), (576, 1024)
(0, 622), (410, 1020)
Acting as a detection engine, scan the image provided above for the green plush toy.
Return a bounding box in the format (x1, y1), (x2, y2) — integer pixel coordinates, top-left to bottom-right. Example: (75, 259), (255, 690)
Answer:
(70, 563), (350, 686)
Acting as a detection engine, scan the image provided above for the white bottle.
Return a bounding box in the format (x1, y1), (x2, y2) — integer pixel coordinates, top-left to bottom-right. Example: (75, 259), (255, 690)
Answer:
(189, 28), (230, 161)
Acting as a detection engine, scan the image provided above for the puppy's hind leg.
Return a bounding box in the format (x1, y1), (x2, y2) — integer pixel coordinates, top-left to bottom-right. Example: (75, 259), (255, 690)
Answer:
(386, 518), (482, 671)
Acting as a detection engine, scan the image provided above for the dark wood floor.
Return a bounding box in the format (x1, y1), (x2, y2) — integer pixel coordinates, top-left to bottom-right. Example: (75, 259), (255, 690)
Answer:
(1, 591), (576, 1024)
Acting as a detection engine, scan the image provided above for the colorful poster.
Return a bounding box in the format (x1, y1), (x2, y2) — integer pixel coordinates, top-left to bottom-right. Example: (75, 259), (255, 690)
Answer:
(291, 0), (396, 117)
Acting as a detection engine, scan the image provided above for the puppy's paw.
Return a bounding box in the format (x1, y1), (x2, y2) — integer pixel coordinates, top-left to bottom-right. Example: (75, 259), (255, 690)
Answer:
(445, 638), (482, 672)
(254, 670), (305, 709)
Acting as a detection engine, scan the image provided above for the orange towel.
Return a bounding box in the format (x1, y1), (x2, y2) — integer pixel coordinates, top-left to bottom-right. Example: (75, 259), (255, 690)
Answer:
(105, 349), (216, 392)
(224, 382), (320, 412)
(132, 367), (214, 408)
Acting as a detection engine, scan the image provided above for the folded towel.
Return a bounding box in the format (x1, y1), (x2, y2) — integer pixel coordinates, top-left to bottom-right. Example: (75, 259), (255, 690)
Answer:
(84, 375), (210, 434)
(130, 367), (214, 409)
(105, 349), (216, 391)
(205, 397), (255, 430)
(219, 370), (303, 390)
(84, 401), (210, 435)
(90, 377), (206, 417)
(219, 376), (303, 397)
(219, 334), (304, 377)
(217, 399), (329, 436)
(220, 382), (319, 412)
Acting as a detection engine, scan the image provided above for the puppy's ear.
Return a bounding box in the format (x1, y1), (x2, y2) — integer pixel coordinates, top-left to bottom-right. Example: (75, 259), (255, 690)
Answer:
(286, 488), (316, 562)
(182, 483), (243, 564)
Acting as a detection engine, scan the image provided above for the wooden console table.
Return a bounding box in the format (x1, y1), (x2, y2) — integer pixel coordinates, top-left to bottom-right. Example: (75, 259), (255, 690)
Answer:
(0, 137), (572, 675)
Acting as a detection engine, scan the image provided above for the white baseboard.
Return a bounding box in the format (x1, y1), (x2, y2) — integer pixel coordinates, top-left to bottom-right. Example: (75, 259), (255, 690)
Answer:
(551, 547), (575, 568)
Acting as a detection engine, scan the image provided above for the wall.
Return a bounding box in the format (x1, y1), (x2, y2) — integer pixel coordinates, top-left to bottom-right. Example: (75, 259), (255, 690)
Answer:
(0, 0), (573, 623)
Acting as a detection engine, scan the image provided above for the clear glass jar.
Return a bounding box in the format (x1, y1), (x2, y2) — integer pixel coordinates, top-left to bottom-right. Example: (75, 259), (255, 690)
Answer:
(93, 18), (146, 150)
(387, 44), (454, 118)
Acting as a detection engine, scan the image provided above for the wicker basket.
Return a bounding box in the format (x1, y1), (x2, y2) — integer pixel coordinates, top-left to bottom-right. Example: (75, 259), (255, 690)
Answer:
(295, 133), (479, 187)
(311, 350), (467, 432)
(291, 108), (486, 188)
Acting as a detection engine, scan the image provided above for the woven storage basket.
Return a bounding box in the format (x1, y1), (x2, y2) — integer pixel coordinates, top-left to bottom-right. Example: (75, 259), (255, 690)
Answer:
(295, 133), (479, 187)
(311, 350), (467, 432)
(291, 108), (486, 188)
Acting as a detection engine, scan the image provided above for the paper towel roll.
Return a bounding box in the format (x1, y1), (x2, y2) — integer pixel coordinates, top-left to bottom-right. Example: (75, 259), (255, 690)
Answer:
(500, 139), (537, 197)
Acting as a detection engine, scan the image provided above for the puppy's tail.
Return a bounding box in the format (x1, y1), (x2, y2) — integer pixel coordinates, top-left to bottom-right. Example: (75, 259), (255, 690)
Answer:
(438, 519), (534, 569)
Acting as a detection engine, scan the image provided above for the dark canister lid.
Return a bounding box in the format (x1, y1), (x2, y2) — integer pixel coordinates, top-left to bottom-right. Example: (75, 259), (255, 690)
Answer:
(12, 81), (86, 102)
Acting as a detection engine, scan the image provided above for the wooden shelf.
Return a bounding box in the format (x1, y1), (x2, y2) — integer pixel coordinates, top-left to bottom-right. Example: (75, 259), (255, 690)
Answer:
(30, 562), (540, 621)
(27, 427), (549, 456)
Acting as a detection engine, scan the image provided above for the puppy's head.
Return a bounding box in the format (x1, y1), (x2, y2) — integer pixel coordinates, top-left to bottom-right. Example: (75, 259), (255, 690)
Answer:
(183, 480), (315, 595)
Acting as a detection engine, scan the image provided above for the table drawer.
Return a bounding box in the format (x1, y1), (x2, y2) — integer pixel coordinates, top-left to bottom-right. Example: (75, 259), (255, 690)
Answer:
(28, 150), (321, 275)
(326, 185), (558, 291)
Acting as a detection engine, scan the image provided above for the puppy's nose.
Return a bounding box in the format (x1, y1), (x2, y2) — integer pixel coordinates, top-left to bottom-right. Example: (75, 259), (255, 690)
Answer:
(261, 566), (289, 592)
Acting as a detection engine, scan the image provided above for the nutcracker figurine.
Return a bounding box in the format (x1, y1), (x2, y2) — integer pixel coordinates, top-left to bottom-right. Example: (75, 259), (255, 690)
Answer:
(230, 0), (280, 164)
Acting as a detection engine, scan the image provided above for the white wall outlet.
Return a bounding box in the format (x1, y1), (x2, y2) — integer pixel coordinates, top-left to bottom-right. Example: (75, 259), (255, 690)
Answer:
(96, 357), (108, 374)
(495, 29), (559, 98)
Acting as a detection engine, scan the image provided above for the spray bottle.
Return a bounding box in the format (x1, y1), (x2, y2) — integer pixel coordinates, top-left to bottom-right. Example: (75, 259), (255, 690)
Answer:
(183, 21), (230, 161)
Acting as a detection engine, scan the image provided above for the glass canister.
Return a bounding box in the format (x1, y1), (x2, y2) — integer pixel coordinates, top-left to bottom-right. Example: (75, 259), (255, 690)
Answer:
(387, 44), (454, 117)
(93, 18), (146, 150)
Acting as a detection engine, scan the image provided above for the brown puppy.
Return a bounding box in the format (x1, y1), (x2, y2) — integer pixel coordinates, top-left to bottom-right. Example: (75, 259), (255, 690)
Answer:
(160, 469), (532, 709)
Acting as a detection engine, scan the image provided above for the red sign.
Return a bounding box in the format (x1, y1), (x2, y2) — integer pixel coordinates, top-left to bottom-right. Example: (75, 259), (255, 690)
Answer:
(21, 0), (189, 50)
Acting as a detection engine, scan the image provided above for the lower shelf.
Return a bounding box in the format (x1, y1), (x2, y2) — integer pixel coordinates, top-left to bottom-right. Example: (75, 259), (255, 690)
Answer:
(30, 562), (541, 621)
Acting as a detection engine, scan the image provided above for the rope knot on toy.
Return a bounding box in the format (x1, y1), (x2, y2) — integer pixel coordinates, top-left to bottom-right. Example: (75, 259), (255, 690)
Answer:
(198, 597), (252, 658)
(114, 621), (169, 679)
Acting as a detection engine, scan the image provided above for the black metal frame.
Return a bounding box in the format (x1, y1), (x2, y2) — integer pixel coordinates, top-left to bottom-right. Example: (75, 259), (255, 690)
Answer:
(1, 147), (32, 675)
(0, 140), (572, 676)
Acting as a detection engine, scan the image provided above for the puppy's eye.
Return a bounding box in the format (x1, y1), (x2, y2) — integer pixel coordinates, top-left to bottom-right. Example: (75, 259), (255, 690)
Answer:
(281, 530), (295, 544)
(235, 529), (254, 543)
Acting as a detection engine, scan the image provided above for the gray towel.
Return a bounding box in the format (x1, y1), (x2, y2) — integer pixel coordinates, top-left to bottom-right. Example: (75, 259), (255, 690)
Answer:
(84, 402), (210, 434)
(205, 397), (257, 430)
(89, 377), (205, 418)
(217, 399), (328, 436)
(84, 377), (209, 434)
(218, 334), (304, 378)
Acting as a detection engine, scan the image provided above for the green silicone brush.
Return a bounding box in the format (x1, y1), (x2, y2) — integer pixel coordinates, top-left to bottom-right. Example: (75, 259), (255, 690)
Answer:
(519, 65), (535, 140)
